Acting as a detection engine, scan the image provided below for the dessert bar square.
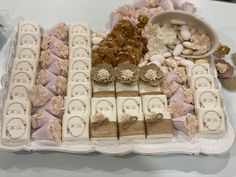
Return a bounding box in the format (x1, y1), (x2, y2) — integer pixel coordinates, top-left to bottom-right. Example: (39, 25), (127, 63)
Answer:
(90, 97), (117, 140)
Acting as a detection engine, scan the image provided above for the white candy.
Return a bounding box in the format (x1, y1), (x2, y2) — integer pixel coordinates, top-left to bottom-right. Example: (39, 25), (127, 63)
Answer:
(160, 66), (169, 75)
(174, 56), (185, 61)
(150, 60), (161, 68)
(173, 44), (183, 56)
(191, 27), (196, 34)
(92, 37), (103, 45)
(183, 41), (192, 48)
(170, 19), (186, 25)
(163, 52), (171, 58)
(182, 49), (193, 55)
(150, 55), (165, 64)
(180, 25), (191, 41)
(138, 60), (148, 68)
(180, 59), (194, 67)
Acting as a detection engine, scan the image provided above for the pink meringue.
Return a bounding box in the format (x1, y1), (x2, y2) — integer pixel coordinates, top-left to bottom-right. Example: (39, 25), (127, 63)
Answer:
(39, 50), (63, 69)
(28, 85), (55, 107)
(32, 110), (58, 129)
(168, 100), (194, 118)
(36, 70), (57, 85)
(169, 86), (194, 104)
(172, 113), (198, 136)
(181, 2), (197, 14)
(31, 118), (62, 143)
(43, 96), (64, 117)
(161, 79), (181, 97)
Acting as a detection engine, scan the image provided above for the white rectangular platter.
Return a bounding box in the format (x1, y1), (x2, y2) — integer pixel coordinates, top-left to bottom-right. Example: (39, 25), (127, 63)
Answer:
(0, 34), (234, 155)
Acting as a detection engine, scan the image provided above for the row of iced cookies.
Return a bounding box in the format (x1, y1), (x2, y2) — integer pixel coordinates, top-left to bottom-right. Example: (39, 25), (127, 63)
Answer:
(187, 63), (226, 136)
(1, 22), (41, 144)
(62, 24), (92, 141)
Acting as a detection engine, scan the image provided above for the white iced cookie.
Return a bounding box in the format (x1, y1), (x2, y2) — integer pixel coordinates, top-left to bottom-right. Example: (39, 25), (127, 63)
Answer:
(15, 45), (40, 60)
(64, 97), (90, 116)
(18, 22), (40, 34)
(186, 63), (210, 77)
(67, 82), (91, 98)
(10, 71), (36, 85)
(69, 24), (90, 36)
(1, 115), (31, 145)
(68, 70), (90, 83)
(198, 108), (226, 135)
(190, 75), (215, 90)
(17, 33), (41, 46)
(69, 46), (91, 59)
(69, 58), (91, 71)
(69, 34), (91, 47)
(3, 100), (31, 116)
(62, 114), (89, 141)
(7, 83), (32, 101)
(12, 59), (38, 73)
(194, 89), (221, 110)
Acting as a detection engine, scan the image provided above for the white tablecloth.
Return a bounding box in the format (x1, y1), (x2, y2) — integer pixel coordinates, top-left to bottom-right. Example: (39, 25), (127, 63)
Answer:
(0, 0), (236, 176)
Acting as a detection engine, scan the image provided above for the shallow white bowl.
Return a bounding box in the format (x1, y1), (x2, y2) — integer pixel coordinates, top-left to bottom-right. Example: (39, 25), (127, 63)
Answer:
(150, 11), (220, 59)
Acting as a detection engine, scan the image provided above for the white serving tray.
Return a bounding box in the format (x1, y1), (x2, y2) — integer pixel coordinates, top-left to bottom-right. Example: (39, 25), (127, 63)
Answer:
(0, 34), (234, 155)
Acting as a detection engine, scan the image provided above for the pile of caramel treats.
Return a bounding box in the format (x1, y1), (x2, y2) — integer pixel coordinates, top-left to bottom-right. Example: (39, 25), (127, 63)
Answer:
(92, 16), (149, 67)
